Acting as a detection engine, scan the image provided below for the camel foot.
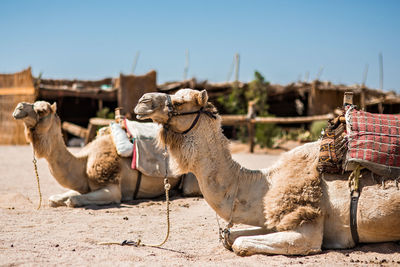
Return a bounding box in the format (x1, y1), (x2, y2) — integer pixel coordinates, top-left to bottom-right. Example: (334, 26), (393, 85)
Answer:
(48, 199), (66, 207)
(231, 239), (253, 256)
(65, 196), (81, 207)
(233, 248), (251, 257)
(49, 195), (68, 207)
(49, 191), (80, 208)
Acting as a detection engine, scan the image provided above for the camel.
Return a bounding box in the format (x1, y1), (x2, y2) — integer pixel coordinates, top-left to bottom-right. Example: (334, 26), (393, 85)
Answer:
(134, 88), (400, 256)
(12, 101), (182, 207)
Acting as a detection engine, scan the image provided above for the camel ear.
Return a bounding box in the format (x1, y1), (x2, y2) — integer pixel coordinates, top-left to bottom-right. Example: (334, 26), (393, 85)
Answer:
(33, 101), (48, 114)
(196, 90), (208, 106)
(51, 102), (57, 113)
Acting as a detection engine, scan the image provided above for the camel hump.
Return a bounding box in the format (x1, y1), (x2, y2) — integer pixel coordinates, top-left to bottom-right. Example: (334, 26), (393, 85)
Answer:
(86, 135), (121, 185)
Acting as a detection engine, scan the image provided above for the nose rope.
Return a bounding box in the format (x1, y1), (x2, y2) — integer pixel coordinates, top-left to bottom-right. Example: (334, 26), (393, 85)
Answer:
(31, 145), (42, 210)
(27, 112), (53, 210)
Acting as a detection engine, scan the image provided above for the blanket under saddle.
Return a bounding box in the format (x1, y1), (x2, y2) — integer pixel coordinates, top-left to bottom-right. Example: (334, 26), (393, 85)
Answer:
(318, 107), (400, 179)
(345, 108), (400, 178)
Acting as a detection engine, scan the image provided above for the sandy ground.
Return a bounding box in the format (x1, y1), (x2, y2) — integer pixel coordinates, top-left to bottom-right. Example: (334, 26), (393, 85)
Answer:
(1, 145), (400, 266)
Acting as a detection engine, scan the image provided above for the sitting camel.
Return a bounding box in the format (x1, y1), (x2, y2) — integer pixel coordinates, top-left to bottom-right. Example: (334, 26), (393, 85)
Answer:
(13, 101), (185, 207)
(134, 88), (400, 256)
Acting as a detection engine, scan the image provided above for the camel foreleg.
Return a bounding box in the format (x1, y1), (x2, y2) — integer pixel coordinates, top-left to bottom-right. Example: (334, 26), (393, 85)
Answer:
(49, 190), (80, 207)
(223, 227), (273, 250)
(65, 184), (122, 207)
(231, 218), (323, 256)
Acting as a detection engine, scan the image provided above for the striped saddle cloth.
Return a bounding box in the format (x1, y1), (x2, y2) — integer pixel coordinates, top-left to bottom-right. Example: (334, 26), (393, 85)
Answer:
(317, 114), (347, 173)
(345, 108), (400, 178)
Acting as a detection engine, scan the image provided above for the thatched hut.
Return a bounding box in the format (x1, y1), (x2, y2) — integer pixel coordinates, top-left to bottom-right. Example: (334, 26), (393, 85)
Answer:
(37, 70), (157, 126)
(0, 67), (36, 144)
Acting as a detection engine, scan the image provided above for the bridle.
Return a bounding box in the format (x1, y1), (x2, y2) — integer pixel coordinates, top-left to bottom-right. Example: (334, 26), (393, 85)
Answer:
(29, 112), (56, 132)
(164, 94), (217, 134)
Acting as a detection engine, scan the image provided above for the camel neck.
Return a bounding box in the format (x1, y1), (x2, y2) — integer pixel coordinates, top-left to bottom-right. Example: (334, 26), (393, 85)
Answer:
(166, 116), (269, 227)
(31, 121), (89, 193)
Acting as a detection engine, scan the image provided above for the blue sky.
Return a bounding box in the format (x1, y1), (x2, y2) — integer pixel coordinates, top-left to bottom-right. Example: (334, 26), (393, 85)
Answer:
(1, 0), (399, 91)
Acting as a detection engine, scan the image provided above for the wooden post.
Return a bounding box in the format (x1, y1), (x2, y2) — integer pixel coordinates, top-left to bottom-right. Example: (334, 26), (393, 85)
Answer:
(234, 53), (240, 82)
(308, 80), (318, 115)
(316, 66), (324, 80)
(98, 99), (103, 111)
(343, 91), (354, 106)
(132, 51), (140, 74)
(379, 52), (384, 90)
(226, 56), (235, 82)
(247, 101), (257, 153)
(360, 88), (366, 110)
(183, 49), (189, 80)
(248, 122), (255, 153)
(362, 63), (369, 86)
(85, 123), (97, 144)
(378, 100), (384, 114)
(115, 107), (124, 124)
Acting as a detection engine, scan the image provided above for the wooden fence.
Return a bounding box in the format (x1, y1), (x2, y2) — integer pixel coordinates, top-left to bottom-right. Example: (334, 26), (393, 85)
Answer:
(221, 113), (333, 153)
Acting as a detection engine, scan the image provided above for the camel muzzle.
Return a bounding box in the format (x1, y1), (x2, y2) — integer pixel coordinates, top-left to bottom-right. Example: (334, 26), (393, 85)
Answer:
(12, 105), (28, 119)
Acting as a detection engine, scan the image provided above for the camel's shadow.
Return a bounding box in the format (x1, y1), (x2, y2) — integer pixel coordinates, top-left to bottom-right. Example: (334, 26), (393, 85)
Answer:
(81, 193), (186, 210)
(333, 242), (400, 255)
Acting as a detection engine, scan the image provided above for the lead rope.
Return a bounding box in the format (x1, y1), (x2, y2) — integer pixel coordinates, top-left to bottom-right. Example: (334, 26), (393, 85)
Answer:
(215, 170), (240, 249)
(31, 145), (42, 210)
(99, 133), (171, 248)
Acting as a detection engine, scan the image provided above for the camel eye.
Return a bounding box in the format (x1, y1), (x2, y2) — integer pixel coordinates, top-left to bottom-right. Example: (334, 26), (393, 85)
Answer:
(37, 110), (47, 116)
(140, 98), (151, 104)
(174, 102), (184, 107)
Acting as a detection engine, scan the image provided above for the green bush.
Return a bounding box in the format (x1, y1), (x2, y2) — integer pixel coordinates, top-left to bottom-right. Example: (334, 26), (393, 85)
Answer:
(96, 107), (115, 119)
(310, 120), (327, 140)
(217, 71), (281, 148)
(255, 123), (282, 148)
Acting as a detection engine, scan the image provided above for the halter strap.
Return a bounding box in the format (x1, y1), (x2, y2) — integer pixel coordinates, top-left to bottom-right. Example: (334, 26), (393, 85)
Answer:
(165, 94), (217, 134)
(29, 112), (55, 131)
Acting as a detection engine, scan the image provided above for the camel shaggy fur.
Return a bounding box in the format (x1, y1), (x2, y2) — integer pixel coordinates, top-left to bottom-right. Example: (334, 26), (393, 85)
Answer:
(134, 88), (400, 256)
(13, 101), (181, 207)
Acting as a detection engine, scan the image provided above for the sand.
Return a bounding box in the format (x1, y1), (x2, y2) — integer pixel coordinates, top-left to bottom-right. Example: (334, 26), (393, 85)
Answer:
(1, 145), (399, 266)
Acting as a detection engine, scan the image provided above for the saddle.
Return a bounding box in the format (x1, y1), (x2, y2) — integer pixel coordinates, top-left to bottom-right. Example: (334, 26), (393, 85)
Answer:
(317, 106), (400, 244)
(345, 108), (400, 178)
(318, 106), (400, 178)
(110, 119), (180, 178)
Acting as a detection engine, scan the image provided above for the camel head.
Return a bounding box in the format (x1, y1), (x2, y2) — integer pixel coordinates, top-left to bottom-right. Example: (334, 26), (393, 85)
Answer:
(135, 89), (212, 133)
(13, 101), (59, 133)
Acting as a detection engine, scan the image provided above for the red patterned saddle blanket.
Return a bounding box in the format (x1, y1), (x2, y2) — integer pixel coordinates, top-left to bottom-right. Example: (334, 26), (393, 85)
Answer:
(345, 108), (400, 178)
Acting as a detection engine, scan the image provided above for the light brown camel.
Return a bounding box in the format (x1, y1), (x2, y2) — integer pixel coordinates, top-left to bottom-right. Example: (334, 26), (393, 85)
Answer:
(13, 101), (182, 207)
(134, 88), (400, 256)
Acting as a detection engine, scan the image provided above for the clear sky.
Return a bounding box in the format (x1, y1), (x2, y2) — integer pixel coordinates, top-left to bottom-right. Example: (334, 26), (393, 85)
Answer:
(1, 0), (399, 91)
